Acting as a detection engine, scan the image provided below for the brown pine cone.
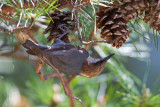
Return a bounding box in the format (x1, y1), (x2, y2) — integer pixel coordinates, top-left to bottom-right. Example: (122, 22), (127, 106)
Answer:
(144, 0), (160, 32)
(97, 6), (131, 48)
(115, 0), (160, 31)
(44, 11), (76, 43)
(113, 0), (147, 22)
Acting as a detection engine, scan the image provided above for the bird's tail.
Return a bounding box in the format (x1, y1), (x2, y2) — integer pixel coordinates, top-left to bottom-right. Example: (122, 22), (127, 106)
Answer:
(22, 39), (48, 56)
(23, 39), (38, 47)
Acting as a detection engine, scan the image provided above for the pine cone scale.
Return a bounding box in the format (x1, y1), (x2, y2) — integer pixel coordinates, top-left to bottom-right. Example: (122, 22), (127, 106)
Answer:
(44, 11), (75, 43)
(97, 7), (131, 48)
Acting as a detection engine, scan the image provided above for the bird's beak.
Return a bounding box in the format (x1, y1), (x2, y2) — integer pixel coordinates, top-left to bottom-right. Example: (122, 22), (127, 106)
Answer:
(105, 53), (115, 60)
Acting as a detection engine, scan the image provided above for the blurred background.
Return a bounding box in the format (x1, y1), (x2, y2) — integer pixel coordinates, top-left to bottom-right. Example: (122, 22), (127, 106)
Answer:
(1, 0), (160, 107)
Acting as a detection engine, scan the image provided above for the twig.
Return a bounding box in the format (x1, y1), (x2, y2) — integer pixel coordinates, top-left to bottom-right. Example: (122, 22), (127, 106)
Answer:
(0, 17), (34, 34)
(63, 76), (75, 107)
(82, 39), (113, 45)
(0, 14), (38, 44)
(40, 72), (75, 107)
(35, 59), (76, 107)
(0, 14), (17, 25)
(50, 65), (86, 107)
(43, 73), (58, 79)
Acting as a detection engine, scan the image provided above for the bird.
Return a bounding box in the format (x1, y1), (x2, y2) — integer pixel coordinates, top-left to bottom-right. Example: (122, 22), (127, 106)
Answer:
(22, 39), (114, 77)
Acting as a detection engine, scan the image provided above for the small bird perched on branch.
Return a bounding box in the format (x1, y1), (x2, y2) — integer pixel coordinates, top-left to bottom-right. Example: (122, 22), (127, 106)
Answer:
(22, 39), (114, 78)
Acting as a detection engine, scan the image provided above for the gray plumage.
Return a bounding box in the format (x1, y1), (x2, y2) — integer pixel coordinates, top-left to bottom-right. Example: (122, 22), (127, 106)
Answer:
(23, 39), (114, 77)
(23, 39), (89, 75)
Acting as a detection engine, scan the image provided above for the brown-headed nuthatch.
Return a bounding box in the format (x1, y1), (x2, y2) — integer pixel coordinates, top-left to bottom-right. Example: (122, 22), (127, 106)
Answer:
(23, 39), (114, 78)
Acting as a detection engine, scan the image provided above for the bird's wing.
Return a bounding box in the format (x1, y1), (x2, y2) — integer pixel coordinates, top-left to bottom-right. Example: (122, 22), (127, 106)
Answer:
(47, 48), (89, 75)
(49, 44), (75, 51)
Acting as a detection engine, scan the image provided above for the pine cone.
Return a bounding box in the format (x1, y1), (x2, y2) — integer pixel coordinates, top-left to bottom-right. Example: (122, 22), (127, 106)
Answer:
(44, 11), (76, 43)
(115, 0), (160, 31)
(144, 0), (160, 32)
(111, 0), (147, 22)
(97, 6), (131, 48)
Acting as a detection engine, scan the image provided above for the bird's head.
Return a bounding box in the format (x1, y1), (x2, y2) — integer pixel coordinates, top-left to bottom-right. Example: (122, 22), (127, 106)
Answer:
(80, 54), (114, 78)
